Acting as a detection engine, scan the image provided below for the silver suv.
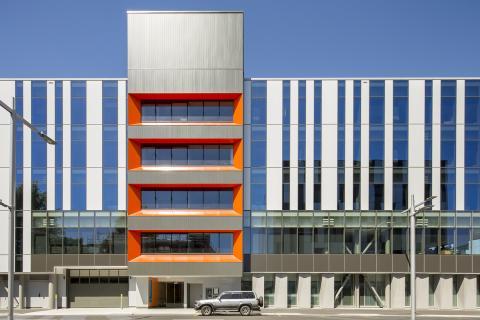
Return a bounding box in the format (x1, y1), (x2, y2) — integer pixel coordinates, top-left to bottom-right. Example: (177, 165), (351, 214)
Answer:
(194, 291), (263, 316)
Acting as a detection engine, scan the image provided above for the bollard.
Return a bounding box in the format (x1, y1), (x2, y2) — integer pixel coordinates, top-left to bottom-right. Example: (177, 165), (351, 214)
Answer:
(55, 293), (58, 309)
(120, 293), (123, 309)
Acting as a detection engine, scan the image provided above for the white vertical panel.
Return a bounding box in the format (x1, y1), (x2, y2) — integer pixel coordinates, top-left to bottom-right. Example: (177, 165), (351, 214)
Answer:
(267, 81), (282, 126)
(47, 81), (55, 210)
(432, 80), (441, 209)
(266, 167), (282, 210)
(321, 80), (337, 210)
(344, 80), (354, 210)
(23, 81), (31, 212)
(266, 80), (282, 209)
(384, 80), (393, 211)
(86, 81), (103, 210)
(0, 81), (14, 271)
(305, 81), (314, 210)
(360, 80), (370, 210)
(409, 80), (425, 203)
(244, 80), (251, 125)
(117, 80), (127, 125)
(456, 80), (465, 210)
(0, 81), (15, 167)
(290, 81), (298, 209)
(117, 80), (127, 210)
(62, 81), (71, 210)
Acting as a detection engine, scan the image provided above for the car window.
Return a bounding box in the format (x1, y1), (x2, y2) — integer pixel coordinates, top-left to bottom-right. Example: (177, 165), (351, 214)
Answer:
(220, 293), (232, 300)
(231, 293), (242, 299)
(241, 292), (255, 299)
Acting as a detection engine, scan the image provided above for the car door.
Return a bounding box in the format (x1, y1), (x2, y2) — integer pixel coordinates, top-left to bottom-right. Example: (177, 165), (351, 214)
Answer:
(217, 293), (232, 310)
(230, 293), (243, 310)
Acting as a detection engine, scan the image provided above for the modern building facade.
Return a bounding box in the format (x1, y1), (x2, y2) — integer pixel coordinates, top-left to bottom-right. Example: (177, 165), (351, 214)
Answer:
(0, 10), (480, 310)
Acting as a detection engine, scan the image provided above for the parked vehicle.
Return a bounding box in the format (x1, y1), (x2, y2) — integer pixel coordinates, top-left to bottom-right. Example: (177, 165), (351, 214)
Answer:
(194, 291), (263, 316)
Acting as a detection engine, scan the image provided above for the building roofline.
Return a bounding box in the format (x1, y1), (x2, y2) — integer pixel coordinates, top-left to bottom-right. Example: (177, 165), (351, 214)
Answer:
(127, 10), (244, 14)
(246, 77), (480, 80)
(0, 78), (128, 81)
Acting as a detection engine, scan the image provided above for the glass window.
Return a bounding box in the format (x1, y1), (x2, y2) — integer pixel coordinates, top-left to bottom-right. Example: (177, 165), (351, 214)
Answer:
(63, 228), (78, 254)
(33, 228), (46, 254)
(142, 190), (156, 209)
(156, 147), (171, 166)
(203, 191), (219, 209)
(171, 103), (188, 121)
(219, 190), (233, 209)
(267, 227), (282, 254)
(142, 104), (156, 122)
(440, 228), (455, 255)
(79, 212), (94, 227)
(188, 101), (203, 121)
(188, 145), (203, 165)
(112, 228), (126, 254)
(155, 233), (171, 253)
(219, 233), (233, 253)
(156, 103), (171, 121)
(456, 228), (471, 254)
(188, 191), (203, 209)
(204, 145), (219, 165)
(283, 228), (297, 254)
(172, 191), (188, 209)
(219, 145), (233, 165)
(219, 101), (233, 121)
(172, 147), (188, 165)
(314, 227), (328, 254)
(425, 228), (439, 254)
(329, 228), (344, 254)
(188, 233), (206, 253)
(298, 228), (313, 254)
(171, 233), (188, 253)
(142, 147), (156, 166)
(204, 101), (219, 121)
(251, 227), (266, 254)
(95, 228), (111, 254)
(392, 228), (407, 254)
(79, 228), (94, 254)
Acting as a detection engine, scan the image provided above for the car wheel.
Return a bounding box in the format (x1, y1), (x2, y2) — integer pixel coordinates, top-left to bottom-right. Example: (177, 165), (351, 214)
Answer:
(201, 305), (213, 316)
(239, 305), (251, 316)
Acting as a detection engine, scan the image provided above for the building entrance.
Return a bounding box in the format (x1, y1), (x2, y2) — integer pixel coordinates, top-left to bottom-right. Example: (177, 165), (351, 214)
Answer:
(149, 279), (184, 308)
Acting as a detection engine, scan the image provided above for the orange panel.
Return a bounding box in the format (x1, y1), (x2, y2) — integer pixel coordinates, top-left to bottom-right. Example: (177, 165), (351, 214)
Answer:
(233, 231), (243, 260)
(130, 209), (241, 217)
(128, 94), (141, 125)
(128, 230), (243, 262)
(128, 139), (141, 170)
(128, 93), (242, 126)
(128, 184), (242, 215)
(128, 231), (141, 261)
(131, 255), (241, 263)
(128, 185), (141, 214)
(233, 185), (243, 213)
(233, 139), (243, 169)
(128, 139), (242, 171)
(233, 94), (243, 125)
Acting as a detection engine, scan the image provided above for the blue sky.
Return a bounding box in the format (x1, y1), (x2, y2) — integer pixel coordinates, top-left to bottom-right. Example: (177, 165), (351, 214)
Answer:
(1, 0), (480, 78)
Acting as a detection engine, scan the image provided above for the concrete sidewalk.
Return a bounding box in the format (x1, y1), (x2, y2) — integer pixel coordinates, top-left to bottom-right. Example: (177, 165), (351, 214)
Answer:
(3, 307), (480, 317)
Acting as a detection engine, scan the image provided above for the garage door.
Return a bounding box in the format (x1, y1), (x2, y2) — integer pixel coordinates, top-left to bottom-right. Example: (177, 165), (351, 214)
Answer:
(68, 269), (129, 308)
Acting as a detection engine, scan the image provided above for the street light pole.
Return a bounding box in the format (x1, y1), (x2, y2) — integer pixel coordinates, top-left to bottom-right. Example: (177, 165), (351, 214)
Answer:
(0, 98), (55, 320)
(410, 194), (416, 320)
(405, 194), (436, 320)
